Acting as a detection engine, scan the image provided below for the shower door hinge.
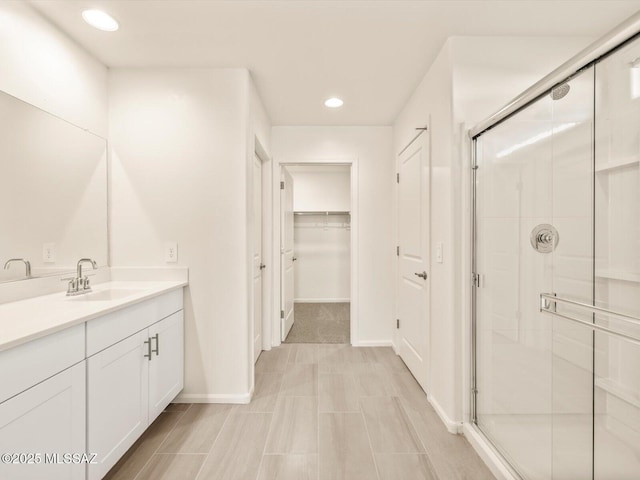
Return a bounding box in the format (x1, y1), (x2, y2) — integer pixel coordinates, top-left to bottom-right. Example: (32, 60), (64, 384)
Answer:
(396, 319), (400, 329)
(280, 310), (284, 319)
(396, 173), (399, 184)
(472, 273), (482, 288)
(280, 181), (285, 190)
(396, 246), (400, 256)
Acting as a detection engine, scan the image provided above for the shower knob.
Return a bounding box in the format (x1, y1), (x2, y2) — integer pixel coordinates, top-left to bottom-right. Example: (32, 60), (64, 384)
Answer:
(530, 224), (559, 253)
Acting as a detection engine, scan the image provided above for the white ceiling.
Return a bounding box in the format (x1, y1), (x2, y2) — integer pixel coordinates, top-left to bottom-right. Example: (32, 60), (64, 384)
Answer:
(31, 1), (640, 126)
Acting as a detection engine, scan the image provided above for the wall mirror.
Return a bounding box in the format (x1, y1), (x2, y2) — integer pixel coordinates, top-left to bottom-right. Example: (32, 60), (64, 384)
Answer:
(0, 90), (108, 283)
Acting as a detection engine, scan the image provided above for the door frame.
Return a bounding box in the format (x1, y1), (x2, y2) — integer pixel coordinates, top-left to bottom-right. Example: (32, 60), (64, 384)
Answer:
(272, 157), (359, 346)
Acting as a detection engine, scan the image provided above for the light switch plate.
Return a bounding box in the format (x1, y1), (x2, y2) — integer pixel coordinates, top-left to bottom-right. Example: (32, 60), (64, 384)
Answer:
(43, 243), (56, 263)
(164, 242), (178, 263)
(436, 242), (443, 263)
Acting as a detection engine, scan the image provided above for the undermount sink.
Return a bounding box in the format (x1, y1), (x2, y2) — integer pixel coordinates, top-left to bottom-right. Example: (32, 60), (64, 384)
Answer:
(69, 288), (143, 301)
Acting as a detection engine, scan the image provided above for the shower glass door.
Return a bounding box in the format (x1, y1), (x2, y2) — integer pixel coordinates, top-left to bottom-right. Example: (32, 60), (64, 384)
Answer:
(474, 33), (640, 480)
(593, 36), (640, 479)
(474, 66), (595, 479)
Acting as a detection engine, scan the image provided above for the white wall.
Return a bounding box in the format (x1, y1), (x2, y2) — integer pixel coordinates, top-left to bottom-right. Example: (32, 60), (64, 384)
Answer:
(109, 68), (269, 402)
(394, 42), (455, 421)
(288, 166), (351, 212)
(272, 127), (394, 345)
(0, 1), (108, 136)
(393, 35), (594, 427)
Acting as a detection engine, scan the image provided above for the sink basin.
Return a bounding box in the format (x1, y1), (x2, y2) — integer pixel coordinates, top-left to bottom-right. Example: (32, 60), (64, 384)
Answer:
(69, 288), (143, 301)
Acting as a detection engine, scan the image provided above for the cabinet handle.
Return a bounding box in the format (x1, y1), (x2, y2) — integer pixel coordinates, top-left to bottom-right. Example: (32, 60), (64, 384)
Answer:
(144, 339), (152, 360)
(151, 333), (159, 356)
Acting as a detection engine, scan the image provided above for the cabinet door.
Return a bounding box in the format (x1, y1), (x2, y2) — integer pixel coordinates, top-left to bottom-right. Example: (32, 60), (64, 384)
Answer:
(148, 311), (184, 421)
(0, 362), (86, 480)
(87, 330), (149, 480)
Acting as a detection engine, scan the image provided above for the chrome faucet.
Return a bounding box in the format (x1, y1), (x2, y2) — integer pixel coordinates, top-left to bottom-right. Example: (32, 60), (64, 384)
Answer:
(3, 258), (31, 278)
(67, 258), (98, 296)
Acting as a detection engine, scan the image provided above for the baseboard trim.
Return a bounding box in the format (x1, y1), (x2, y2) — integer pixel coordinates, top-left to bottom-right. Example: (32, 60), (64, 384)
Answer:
(427, 395), (462, 434)
(294, 298), (350, 303)
(173, 392), (251, 404)
(355, 340), (393, 347)
(462, 423), (519, 480)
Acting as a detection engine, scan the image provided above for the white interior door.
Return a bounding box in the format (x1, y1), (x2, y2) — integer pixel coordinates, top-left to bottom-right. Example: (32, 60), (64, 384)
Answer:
(281, 167), (295, 341)
(253, 154), (263, 363)
(397, 130), (430, 388)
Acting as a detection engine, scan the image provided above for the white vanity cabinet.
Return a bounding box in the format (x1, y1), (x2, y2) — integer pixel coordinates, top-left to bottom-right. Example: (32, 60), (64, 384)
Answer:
(0, 324), (86, 480)
(0, 362), (86, 480)
(0, 285), (185, 480)
(87, 292), (184, 480)
(87, 330), (150, 480)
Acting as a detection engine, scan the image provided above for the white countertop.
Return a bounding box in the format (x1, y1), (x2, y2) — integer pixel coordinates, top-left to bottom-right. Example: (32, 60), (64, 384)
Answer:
(0, 280), (187, 353)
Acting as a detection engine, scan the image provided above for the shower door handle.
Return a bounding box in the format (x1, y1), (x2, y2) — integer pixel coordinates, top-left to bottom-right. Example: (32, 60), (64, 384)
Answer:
(414, 271), (428, 280)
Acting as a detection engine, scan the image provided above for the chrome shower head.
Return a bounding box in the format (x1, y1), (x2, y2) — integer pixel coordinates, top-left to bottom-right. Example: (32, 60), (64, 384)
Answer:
(550, 83), (570, 100)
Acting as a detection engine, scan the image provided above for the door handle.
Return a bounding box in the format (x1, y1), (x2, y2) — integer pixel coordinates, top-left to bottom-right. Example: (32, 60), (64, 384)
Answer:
(143, 339), (152, 360)
(414, 271), (428, 280)
(151, 333), (159, 356)
(259, 263), (266, 270)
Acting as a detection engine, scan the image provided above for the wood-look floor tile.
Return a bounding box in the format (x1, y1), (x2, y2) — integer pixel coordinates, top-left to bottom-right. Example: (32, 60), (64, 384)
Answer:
(369, 347), (409, 373)
(360, 396), (424, 453)
(164, 403), (192, 412)
(235, 373), (283, 413)
(318, 373), (359, 412)
(136, 453), (206, 480)
(351, 363), (396, 397)
(197, 412), (272, 480)
(342, 346), (375, 363)
(317, 345), (348, 365)
(280, 364), (318, 396)
(257, 346), (292, 373)
(400, 399), (495, 480)
(389, 371), (430, 411)
(265, 396), (318, 454)
(158, 404), (232, 454)
(104, 411), (184, 480)
(257, 455), (318, 480)
(288, 344), (319, 364)
(318, 412), (377, 480)
(375, 454), (437, 480)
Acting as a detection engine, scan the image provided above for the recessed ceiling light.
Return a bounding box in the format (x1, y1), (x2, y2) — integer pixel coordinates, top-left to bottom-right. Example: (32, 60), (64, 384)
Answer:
(82, 9), (119, 32)
(324, 97), (344, 108)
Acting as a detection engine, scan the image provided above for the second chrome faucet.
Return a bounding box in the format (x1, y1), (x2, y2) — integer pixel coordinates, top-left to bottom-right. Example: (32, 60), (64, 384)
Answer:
(66, 258), (98, 296)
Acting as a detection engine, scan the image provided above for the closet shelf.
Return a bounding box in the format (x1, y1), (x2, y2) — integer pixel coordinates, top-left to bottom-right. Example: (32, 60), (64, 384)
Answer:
(293, 211), (350, 216)
(595, 156), (639, 173)
(595, 270), (640, 283)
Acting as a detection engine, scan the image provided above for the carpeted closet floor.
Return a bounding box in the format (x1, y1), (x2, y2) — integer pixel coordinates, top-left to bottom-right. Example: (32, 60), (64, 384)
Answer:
(284, 303), (350, 344)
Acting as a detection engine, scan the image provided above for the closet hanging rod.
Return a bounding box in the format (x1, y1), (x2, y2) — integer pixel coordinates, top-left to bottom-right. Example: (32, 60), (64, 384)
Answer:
(293, 211), (350, 216)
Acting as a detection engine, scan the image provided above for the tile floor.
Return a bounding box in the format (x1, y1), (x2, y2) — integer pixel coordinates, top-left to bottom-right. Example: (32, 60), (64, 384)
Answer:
(105, 344), (495, 480)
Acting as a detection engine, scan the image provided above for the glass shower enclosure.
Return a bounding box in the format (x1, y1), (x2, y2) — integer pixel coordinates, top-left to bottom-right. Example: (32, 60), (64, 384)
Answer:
(472, 34), (640, 479)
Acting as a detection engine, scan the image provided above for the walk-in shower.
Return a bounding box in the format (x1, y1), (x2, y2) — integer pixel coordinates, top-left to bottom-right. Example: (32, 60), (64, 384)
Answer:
(471, 26), (640, 480)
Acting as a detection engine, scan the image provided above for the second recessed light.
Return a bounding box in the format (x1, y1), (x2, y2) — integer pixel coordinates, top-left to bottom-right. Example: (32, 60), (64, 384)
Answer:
(324, 97), (344, 108)
(82, 9), (119, 32)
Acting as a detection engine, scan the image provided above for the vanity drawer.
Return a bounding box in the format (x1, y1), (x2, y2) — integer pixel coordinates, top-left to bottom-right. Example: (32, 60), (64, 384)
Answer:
(86, 289), (183, 356)
(0, 324), (85, 404)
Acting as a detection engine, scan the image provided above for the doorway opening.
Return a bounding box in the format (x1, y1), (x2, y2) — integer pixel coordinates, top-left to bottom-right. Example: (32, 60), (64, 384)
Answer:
(280, 164), (352, 344)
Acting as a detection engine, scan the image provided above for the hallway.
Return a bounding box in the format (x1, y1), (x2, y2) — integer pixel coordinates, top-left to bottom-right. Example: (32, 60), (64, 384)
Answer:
(105, 345), (494, 480)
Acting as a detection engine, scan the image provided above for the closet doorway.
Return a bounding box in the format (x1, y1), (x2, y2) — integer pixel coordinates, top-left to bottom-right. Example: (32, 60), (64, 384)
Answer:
(279, 164), (353, 344)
